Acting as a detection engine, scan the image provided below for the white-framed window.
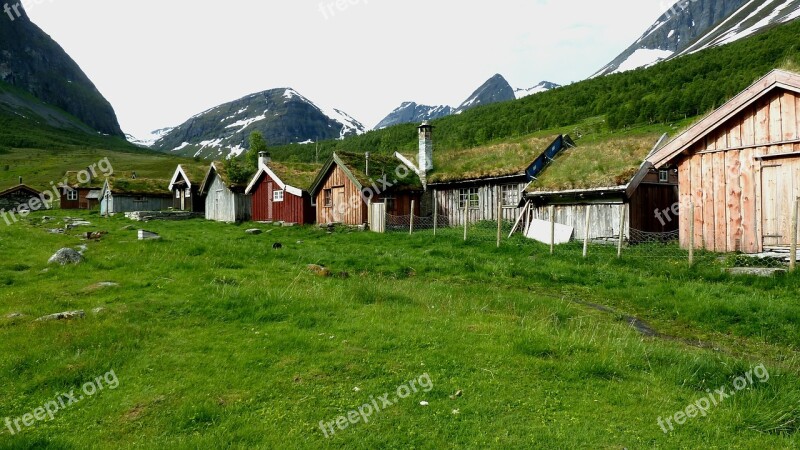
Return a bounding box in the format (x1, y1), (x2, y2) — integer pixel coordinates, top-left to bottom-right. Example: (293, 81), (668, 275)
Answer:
(459, 188), (479, 209)
(66, 189), (78, 201)
(659, 170), (669, 183)
(273, 190), (284, 202)
(175, 190), (181, 198)
(185, 188), (191, 198)
(501, 184), (520, 207)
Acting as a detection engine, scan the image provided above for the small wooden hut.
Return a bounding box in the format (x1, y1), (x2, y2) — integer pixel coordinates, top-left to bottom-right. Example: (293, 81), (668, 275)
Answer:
(245, 153), (317, 224)
(200, 162), (251, 223)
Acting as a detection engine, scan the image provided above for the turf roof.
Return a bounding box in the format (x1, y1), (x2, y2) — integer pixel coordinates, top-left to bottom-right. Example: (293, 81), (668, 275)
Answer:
(526, 133), (663, 193)
(265, 161), (322, 191)
(333, 152), (423, 191)
(106, 177), (171, 196)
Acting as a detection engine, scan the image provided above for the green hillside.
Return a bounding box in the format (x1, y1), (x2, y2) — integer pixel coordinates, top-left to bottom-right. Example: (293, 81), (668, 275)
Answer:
(269, 18), (800, 164)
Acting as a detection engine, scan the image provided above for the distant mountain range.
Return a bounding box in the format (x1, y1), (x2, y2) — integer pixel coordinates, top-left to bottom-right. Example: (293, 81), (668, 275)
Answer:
(0, 3), (123, 137)
(150, 88), (365, 159)
(374, 75), (560, 129)
(594, 0), (800, 77)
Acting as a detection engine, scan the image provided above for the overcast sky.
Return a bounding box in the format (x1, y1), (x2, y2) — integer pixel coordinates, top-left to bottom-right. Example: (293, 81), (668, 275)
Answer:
(25, 0), (669, 138)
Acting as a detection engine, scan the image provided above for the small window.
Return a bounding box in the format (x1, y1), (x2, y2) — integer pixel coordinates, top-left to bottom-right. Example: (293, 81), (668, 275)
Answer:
(384, 197), (396, 213)
(134, 196), (145, 202)
(659, 170), (669, 183)
(273, 190), (284, 202)
(459, 188), (479, 209)
(176, 190), (181, 199)
(323, 189), (333, 207)
(185, 189), (191, 198)
(501, 185), (520, 207)
(66, 189), (78, 201)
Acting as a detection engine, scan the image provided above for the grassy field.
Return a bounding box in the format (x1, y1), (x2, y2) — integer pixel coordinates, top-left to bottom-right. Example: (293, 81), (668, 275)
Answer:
(1, 211), (799, 449)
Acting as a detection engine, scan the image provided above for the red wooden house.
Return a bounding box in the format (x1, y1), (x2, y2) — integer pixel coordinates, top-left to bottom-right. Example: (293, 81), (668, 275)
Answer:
(245, 153), (317, 224)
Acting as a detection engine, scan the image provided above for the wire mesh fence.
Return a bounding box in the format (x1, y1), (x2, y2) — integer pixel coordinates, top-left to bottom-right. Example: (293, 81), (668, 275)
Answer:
(379, 212), (796, 270)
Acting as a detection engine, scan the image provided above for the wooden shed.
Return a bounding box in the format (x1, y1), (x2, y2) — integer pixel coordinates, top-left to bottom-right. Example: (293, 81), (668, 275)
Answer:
(309, 152), (423, 226)
(245, 154), (317, 224)
(649, 69), (800, 253)
(99, 176), (173, 215)
(60, 171), (103, 210)
(423, 135), (576, 227)
(523, 133), (678, 241)
(168, 164), (207, 212)
(200, 162), (251, 223)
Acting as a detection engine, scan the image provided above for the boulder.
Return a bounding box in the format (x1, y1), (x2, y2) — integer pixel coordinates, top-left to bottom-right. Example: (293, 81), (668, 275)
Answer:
(35, 310), (85, 322)
(246, 229), (263, 235)
(48, 248), (84, 265)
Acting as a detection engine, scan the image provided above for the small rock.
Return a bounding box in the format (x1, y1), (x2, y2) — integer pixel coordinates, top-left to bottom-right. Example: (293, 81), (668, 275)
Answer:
(246, 229), (263, 235)
(353, 387), (361, 392)
(83, 231), (107, 240)
(450, 390), (463, 400)
(296, 240), (304, 244)
(35, 310), (85, 322)
(138, 230), (161, 241)
(307, 264), (331, 277)
(282, 222), (296, 227)
(85, 281), (119, 291)
(452, 409), (460, 415)
(48, 248), (84, 265)
(420, 401), (429, 406)
(5, 313), (23, 319)
(76, 244), (88, 254)
(91, 307), (106, 315)
(47, 228), (65, 234)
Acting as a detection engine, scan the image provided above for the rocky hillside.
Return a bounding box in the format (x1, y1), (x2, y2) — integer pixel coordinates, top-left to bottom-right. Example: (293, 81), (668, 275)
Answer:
(0, 4), (123, 136)
(374, 103), (454, 130)
(454, 74), (516, 114)
(152, 88), (365, 159)
(594, 0), (800, 77)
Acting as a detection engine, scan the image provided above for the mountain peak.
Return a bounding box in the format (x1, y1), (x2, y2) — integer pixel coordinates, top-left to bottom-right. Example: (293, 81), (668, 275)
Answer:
(455, 74), (516, 114)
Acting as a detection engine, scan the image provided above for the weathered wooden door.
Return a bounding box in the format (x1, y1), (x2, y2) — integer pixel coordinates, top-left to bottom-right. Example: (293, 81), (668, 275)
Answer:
(371, 202), (386, 233)
(761, 160), (800, 247)
(267, 182), (274, 221)
(332, 187), (346, 222)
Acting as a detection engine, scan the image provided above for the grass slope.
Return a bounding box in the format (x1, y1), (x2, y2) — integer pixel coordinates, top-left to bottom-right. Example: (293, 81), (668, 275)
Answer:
(1, 211), (799, 448)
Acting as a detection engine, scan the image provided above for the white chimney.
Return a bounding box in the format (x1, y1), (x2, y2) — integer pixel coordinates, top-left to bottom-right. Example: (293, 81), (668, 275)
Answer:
(418, 121), (434, 177)
(259, 152), (271, 168)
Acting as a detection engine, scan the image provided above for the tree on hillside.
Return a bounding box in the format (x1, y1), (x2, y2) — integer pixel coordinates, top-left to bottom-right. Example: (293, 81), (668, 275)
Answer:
(247, 131), (268, 170)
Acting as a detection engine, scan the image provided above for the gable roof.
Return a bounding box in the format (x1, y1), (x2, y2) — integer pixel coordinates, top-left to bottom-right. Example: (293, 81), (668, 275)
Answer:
(525, 133), (667, 195)
(62, 171), (105, 189)
(102, 177), (171, 197)
(310, 152), (423, 196)
(244, 161), (321, 196)
(650, 69), (800, 167)
(168, 163), (208, 191)
(199, 162), (249, 194)
(0, 184), (41, 198)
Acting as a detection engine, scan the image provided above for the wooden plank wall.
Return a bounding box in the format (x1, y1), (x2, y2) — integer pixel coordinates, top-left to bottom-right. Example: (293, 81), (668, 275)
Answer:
(205, 175), (250, 223)
(677, 89), (800, 253)
(434, 181), (526, 227)
(530, 202), (629, 240)
(252, 172), (310, 224)
(315, 165), (367, 225)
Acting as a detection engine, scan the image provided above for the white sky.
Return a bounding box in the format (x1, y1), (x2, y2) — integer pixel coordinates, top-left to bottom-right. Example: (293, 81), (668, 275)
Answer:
(24, 0), (670, 137)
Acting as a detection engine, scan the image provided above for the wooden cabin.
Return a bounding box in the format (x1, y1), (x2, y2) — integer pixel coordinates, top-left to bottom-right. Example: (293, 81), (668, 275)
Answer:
(168, 164), (207, 212)
(99, 177), (173, 215)
(309, 152), (423, 226)
(650, 69), (800, 254)
(398, 122), (575, 227)
(0, 184), (43, 212)
(523, 133), (678, 242)
(200, 162), (251, 223)
(60, 170), (104, 210)
(244, 153), (317, 224)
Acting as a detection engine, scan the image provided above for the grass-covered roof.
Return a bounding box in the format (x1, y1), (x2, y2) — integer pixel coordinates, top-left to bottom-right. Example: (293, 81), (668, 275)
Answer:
(63, 170), (105, 189)
(526, 132), (663, 193)
(415, 135), (559, 184)
(267, 161), (322, 191)
(107, 176), (171, 196)
(179, 163), (210, 185)
(335, 152), (423, 191)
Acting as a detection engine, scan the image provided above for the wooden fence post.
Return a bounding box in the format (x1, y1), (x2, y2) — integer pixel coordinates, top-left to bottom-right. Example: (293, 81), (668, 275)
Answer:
(617, 205), (626, 259)
(791, 198), (798, 272)
(496, 190), (502, 248)
(433, 190), (438, 236)
(583, 205), (591, 259)
(550, 205), (555, 255)
(368, 199), (373, 232)
(688, 201), (695, 265)
(410, 200), (415, 235)
(463, 198), (469, 242)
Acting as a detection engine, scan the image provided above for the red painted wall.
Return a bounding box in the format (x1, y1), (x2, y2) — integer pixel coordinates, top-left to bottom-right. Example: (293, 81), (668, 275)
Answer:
(251, 172), (314, 224)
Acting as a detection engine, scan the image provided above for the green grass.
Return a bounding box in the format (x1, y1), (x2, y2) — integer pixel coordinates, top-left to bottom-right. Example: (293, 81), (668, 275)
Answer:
(1, 211), (799, 448)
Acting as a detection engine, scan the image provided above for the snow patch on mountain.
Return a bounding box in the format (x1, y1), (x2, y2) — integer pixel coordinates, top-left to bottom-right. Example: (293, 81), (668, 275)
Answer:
(614, 48), (674, 74)
(126, 127), (174, 147)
